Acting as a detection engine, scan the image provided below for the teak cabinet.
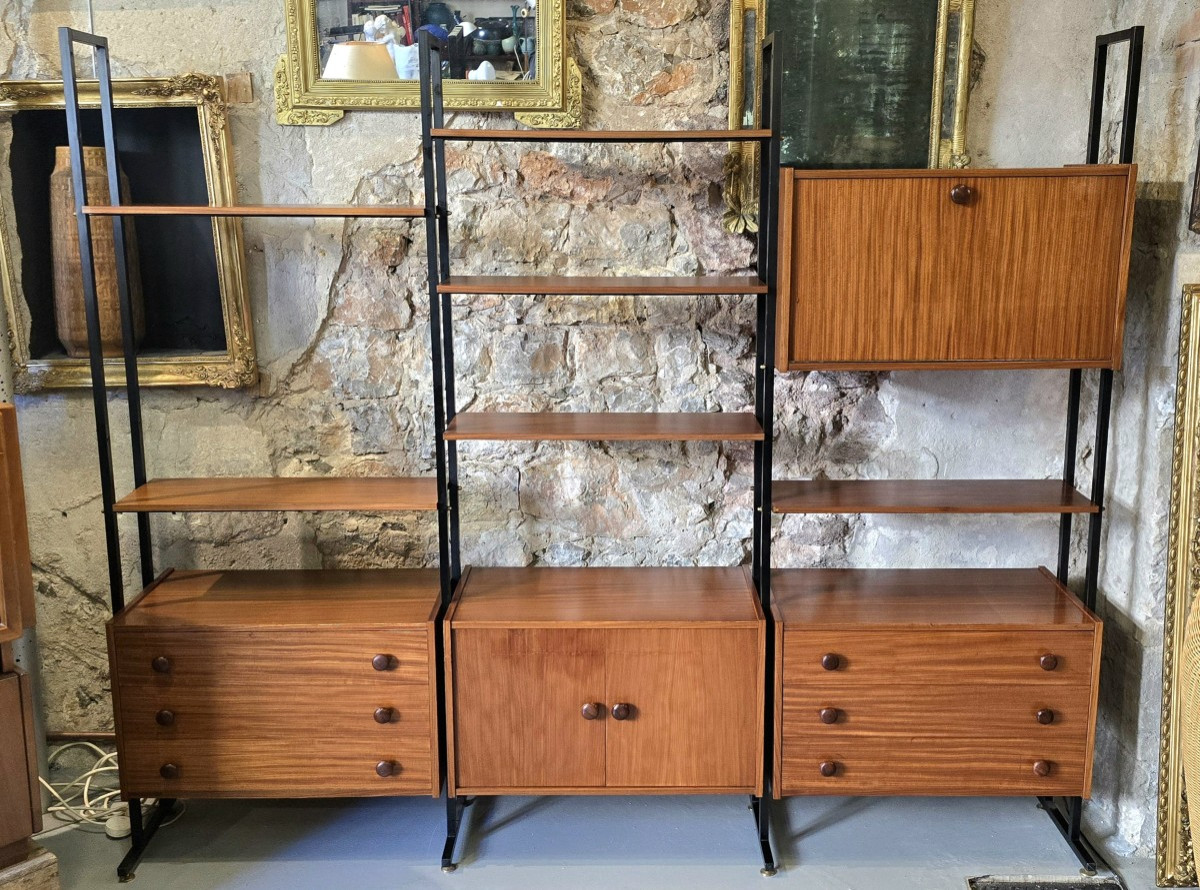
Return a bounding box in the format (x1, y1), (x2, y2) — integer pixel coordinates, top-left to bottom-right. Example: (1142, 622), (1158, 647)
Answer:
(775, 166), (1138, 371)
(444, 567), (766, 796)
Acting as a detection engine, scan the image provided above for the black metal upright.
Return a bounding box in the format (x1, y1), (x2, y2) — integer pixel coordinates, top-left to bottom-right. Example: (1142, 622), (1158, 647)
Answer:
(58, 27), (171, 882)
(1042, 24), (1142, 877)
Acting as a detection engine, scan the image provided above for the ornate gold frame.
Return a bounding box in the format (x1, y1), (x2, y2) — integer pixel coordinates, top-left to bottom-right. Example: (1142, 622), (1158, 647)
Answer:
(275, 0), (580, 127)
(725, 0), (975, 232)
(1158, 282), (1200, 886)
(0, 76), (257, 390)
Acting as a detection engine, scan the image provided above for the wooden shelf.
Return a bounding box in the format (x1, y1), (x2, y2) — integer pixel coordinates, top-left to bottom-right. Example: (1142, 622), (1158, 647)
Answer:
(82, 205), (425, 218)
(772, 480), (1098, 514)
(771, 567), (1096, 629)
(438, 275), (766, 295)
(449, 566), (762, 627)
(112, 477), (438, 513)
(444, 412), (764, 441)
(111, 568), (440, 629)
(431, 128), (771, 143)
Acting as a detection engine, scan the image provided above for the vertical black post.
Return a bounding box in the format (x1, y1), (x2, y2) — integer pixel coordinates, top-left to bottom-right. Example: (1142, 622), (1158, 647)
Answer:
(1057, 369), (1082, 584)
(1087, 27), (1143, 166)
(1083, 369), (1114, 614)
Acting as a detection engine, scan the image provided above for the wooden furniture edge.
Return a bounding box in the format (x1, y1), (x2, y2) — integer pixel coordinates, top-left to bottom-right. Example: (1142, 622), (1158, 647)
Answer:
(1108, 164), (1139, 371)
(443, 567), (471, 798)
(1083, 619), (1104, 799)
(773, 620), (783, 800)
(426, 605), (440, 798)
(774, 170), (795, 373)
(106, 569), (177, 627)
(452, 785), (761, 796)
(0, 407), (34, 638)
(783, 165), (1135, 180)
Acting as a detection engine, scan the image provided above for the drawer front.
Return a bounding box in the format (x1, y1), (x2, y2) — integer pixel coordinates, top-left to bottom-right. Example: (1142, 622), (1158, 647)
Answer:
(779, 733), (1089, 796)
(783, 629), (1097, 687)
(119, 735), (432, 798)
(112, 629), (432, 687)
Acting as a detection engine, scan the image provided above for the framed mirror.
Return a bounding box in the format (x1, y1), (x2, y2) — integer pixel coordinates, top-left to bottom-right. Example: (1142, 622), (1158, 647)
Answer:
(0, 77), (257, 391)
(276, 0), (580, 126)
(726, 0), (976, 231)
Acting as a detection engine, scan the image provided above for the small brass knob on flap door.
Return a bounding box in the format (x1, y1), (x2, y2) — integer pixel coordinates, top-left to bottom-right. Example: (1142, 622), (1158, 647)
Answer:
(155, 709), (175, 727)
(819, 761), (838, 777)
(151, 656), (171, 674)
(1036, 708), (1055, 725)
(818, 708), (840, 725)
(372, 654), (399, 672)
(581, 702), (602, 720)
(611, 703), (632, 721)
(1033, 760), (1052, 777)
(374, 707), (396, 724)
(376, 760), (398, 778)
(159, 763), (179, 779)
(950, 184), (973, 205)
(821, 653), (841, 671)
(1039, 654), (1059, 671)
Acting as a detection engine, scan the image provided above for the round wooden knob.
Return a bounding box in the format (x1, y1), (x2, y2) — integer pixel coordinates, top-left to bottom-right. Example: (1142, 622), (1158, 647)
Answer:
(372, 654), (398, 672)
(374, 707), (396, 724)
(151, 656), (171, 674)
(155, 709), (175, 727)
(950, 184), (973, 205)
(1033, 760), (1052, 777)
(819, 761), (838, 777)
(375, 760), (398, 778)
(818, 708), (840, 725)
(581, 702), (602, 720)
(1036, 708), (1055, 725)
(159, 763), (179, 779)
(611, 703), (632, 721)
(1039, 654), (1059, 671)
(821, 653), (841, 671)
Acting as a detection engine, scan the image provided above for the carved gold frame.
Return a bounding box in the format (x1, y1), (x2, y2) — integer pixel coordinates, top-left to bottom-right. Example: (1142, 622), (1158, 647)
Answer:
(725, 0), (975, 232)
(275, 0), (580, 127)
(0, 76), (257, 390)
(1159, 282), (1200, 886)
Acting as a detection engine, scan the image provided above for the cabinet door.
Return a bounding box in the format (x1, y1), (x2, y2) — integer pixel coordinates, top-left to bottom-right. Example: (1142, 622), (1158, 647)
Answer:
(0, 671), (40, 848)
(452, 628), (605, 790)
(605, 628), (761, 790)
(0, 406), (33, 644)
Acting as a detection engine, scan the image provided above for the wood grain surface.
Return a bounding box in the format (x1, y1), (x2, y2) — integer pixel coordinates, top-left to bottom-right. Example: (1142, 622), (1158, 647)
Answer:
(113, 477), (438, 513)
(772, 479), (1098, 514)
(775, 165), (1136, 370)
(0, 406), (33, 643)
(445, 412), (764, 441)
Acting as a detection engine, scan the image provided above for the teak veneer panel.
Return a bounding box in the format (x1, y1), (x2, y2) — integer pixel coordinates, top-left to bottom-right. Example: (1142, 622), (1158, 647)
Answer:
(84, 204), (424, 218)
(447, 566), (763, 626)
(775, 166), (1137, 370)
(0, 407), (34, 644)
(444, 412), (764, 442)
(430, 128), (771, 142)
(0, 671), (40, 847)
(772, 479), (1097, 514)
(438, 275), (767, 295)
(113, 477), (437, 513)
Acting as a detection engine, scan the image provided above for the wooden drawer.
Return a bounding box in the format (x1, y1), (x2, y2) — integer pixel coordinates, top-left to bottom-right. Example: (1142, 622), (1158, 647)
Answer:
(775, 166), (1137, 370)
(118, 734), (433, 798)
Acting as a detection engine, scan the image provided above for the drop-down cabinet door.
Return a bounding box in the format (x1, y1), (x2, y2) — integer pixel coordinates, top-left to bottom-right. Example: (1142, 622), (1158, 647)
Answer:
(606, 627), (762, 790)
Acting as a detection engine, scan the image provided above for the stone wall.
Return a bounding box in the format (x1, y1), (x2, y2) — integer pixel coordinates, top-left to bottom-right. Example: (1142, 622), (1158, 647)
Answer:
(1, 0), (1197, 862)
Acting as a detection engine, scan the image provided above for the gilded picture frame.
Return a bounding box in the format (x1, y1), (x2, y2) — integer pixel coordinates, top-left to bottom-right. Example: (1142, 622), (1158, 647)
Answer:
(275, 0), (580, 126)
(1158, 282), (1200, 886)
(725, 0), (975, 232)
(0, 76), (257, 391)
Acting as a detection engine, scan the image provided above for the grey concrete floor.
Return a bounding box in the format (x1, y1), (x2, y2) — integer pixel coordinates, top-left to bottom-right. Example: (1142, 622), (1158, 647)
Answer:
(36, 795), (1156, 889)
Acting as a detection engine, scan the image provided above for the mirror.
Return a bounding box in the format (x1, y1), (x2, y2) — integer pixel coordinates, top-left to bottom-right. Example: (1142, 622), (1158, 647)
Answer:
(726, 0), (976, 231)
(277, 0), (580, 125)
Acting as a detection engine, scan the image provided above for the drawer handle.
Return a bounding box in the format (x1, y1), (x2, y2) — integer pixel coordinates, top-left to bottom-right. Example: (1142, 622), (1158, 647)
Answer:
(155, 709), (176, 727)
(1039, 654), (1059, 671)
(160, 763), (179, 780)
(1033, 760), (1052, 777)
(581, 702), (602, 721)
(821, 653), (841, 671)
(818, 707), (840, 725)
(375, 760), (399, 778)
(950, 184), (973, 205)
(374, 707), (397, 724)
(372, 654), (400, 672)
(611, 703), (633, 721)
(151, 656), (172, 674)
(1036, 708), (1055, 725)
(819, 761), (839, 778)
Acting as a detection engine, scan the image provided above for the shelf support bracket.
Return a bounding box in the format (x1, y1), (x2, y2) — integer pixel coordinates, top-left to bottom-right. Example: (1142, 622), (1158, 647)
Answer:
(116, 797), (176, 882)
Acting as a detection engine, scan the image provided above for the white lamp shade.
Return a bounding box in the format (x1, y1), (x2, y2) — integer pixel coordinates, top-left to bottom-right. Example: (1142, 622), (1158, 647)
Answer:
(322, 41), (399, 80)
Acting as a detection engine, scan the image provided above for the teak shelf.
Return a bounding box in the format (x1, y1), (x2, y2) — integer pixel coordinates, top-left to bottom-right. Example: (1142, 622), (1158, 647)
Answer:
(444, 412), (765, 442)
(112, 477), (438, 513)
(437, 274), (767, 296)
(772, 479), (1098, 515)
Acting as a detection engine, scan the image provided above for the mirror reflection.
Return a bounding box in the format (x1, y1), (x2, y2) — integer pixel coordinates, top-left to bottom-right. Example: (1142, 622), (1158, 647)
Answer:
(315, 0), (540, 82)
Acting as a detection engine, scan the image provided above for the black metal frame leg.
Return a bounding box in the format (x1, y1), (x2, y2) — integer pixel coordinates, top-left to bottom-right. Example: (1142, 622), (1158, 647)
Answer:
(441, 795), (470, 872)
(750, 796), (778, 877)
(1037, 796), (1110, 876)
(116, 798), (176, 882)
